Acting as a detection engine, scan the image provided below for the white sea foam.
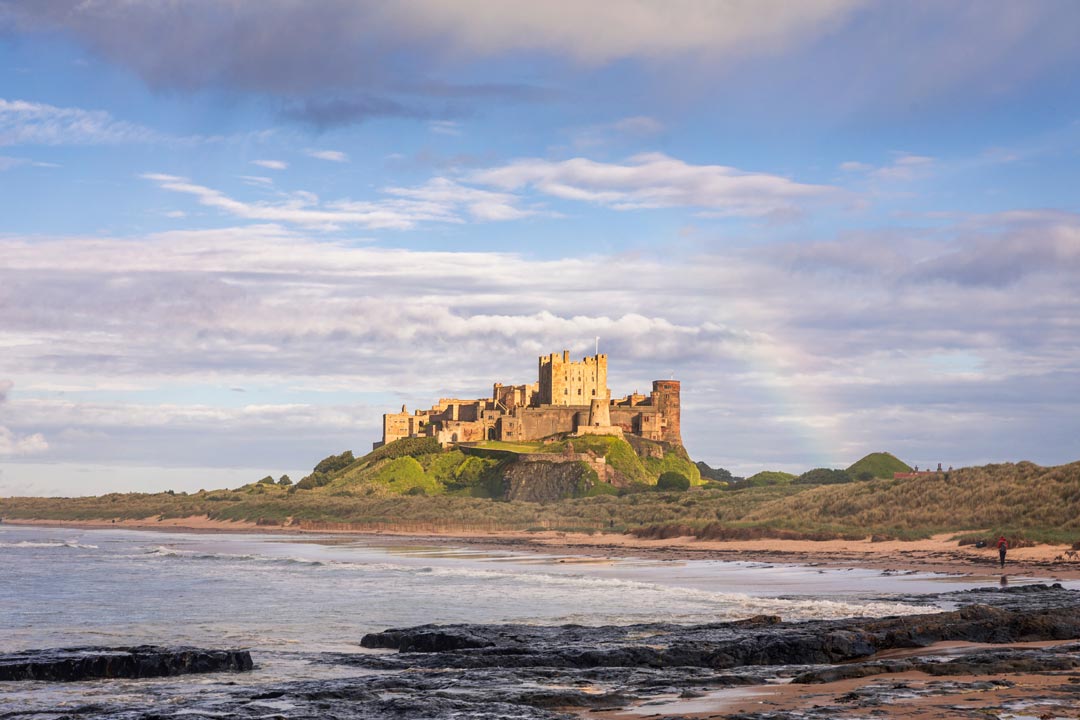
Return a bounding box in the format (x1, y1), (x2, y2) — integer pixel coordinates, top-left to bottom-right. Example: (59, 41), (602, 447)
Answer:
(0, 540), (98, 549)
(385, 564), (929, 621)
(140, 546), (328, 566)
(143, 546), (255, 561)
(123, 549), (926, 621)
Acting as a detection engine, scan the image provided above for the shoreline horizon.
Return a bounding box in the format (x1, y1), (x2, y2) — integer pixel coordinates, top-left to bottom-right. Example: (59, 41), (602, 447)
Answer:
(6, 515), (1080, 582)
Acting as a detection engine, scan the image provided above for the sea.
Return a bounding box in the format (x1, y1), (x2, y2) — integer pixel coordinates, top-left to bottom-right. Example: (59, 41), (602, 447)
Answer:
(2, 523), (1072, 714)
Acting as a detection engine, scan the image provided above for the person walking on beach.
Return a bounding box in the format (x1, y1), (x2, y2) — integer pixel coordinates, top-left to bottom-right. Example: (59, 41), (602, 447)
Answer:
(997, 536), (1008, 568)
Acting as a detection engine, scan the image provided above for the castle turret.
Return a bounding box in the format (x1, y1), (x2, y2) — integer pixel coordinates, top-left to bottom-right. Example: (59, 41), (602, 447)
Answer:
(651, 380), (682, 445)
(587, 398), (611, 427)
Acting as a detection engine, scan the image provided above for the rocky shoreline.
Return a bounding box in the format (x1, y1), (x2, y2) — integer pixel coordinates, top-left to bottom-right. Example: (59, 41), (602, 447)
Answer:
(4, 584), (1080, 719)
(0, 645), (253, 682)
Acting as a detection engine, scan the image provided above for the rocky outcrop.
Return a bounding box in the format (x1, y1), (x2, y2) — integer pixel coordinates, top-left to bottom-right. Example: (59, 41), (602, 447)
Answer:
(500, 460), (592, 502)
(792, 643), (1080, 683)
(0, 645), (253, 681)
(358, 592), (1080, 672)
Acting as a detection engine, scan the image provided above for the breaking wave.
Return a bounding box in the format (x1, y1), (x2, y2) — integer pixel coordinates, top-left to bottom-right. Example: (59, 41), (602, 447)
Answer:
(143, 546), (257, 561)
(132, 547), (925, 621)
(141, 546), (324, 566)
(0, 540), (99, 550)
(410, 565), (927, 621)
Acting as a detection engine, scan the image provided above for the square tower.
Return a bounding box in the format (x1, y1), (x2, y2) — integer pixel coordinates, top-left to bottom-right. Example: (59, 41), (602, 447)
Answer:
(538, 350), (609, 406)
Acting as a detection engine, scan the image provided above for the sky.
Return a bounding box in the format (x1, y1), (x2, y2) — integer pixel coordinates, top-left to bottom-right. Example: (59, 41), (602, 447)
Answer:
(1, 1), (1079, 496)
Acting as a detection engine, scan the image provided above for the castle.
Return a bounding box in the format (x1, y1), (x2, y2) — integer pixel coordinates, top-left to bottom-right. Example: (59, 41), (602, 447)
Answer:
(376, 350), (681, 449)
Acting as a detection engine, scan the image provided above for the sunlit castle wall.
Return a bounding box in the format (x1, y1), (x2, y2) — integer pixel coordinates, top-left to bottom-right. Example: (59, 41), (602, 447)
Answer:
(538, 351), (609, 406)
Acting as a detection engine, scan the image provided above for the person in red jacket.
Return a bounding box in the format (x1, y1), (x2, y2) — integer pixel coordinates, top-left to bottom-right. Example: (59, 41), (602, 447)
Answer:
(997, 536), (1008, 568)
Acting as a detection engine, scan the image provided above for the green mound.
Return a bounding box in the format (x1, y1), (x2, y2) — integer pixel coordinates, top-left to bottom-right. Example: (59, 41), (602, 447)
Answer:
(656, 472), (691, 492)
(793, 468), (853, 485)
(742, 471), (796, 487)
(695, 462), (734, 484)
(318, 441), (503, 498)
(847, 452), (912, 480)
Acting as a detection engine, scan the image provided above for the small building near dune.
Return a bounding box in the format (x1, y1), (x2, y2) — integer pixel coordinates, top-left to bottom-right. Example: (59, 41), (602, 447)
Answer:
(375, 350), (681, 449)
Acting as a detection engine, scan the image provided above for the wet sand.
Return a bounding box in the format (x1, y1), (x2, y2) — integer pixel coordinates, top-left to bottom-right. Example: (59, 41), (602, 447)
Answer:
(591, 640), (1080, 720)
(594, 668), (1080, 720)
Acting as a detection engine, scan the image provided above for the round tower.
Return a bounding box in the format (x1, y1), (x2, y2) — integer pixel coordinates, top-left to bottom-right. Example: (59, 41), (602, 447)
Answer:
(587, 398), (611, 427)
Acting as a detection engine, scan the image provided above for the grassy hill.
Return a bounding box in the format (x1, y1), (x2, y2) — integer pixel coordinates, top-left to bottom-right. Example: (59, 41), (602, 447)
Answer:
(739, 460), (1080, 543)
(274, 434), (700, 502)
(741, 470), (796, 487)
(3, 453), (1078, 546)
(847, 452), (912, 479)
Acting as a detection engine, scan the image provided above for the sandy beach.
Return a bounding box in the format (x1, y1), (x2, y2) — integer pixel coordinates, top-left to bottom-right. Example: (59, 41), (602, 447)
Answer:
(6, 515), (1080, 581)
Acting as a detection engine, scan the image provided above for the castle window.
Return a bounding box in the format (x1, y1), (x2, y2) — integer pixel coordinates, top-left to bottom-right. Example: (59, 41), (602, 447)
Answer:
(564, 389), (568, 395)
(577, 389), (582, 395)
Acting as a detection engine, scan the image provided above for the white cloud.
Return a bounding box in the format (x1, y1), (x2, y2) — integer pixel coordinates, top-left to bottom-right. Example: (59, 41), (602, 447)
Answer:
(0, 426), (48, 456)
(471, 152), (839, 217)
(306, 149), (349, 162)
(141, 173), (531, 229)
(872, 153), (935, 181)
(429, 120), (462, 136)
(0, 98), (162, 146)
(387, 0), (861, 64)
(383, 177), (533, 222)
(612, 116), (664, 135)
(252, 159), (288, 170)
(143, 173), (412, 230)
(840, 153), (935, 181)
(839, 160), (872, 172)
(569, 116), (666, 150)
(0, 380), (48, 457)
(142, 153), (829, 229)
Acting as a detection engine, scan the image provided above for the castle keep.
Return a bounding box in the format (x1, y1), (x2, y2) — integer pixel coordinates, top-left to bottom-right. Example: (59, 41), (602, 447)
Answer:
(376, 350), (681, 449)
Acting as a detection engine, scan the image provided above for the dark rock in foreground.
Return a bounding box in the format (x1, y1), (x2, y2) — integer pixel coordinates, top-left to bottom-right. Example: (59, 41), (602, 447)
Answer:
(0, 645), (253, 682)
(792, 642), (1080, 683)
(357, 586), (1080, 672)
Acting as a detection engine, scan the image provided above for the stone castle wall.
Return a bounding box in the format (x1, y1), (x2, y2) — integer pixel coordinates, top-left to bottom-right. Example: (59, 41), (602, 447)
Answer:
(514, 406), (585, 440)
